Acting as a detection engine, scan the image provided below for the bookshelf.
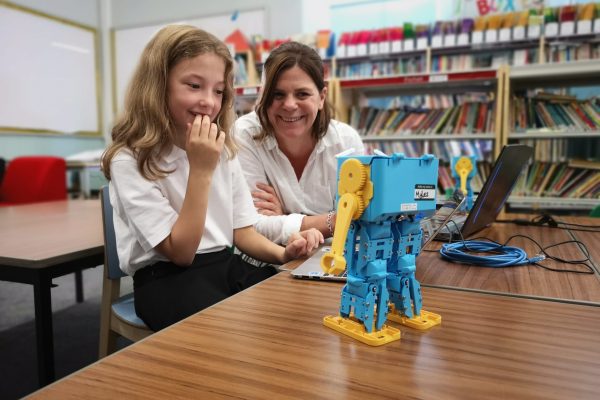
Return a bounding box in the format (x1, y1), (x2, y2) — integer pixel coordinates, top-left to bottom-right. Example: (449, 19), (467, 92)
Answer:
(504, 59), (600, 212)
(334, 68), (505, 199)
(234, 85), (261, 117)
(232, 9), (600, 210)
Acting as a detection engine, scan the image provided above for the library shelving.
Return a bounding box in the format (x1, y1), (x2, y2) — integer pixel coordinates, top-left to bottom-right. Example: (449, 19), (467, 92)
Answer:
(234, 85), (261, 116)
(334, 68), (505, 199)
(504, 59), (600, 212)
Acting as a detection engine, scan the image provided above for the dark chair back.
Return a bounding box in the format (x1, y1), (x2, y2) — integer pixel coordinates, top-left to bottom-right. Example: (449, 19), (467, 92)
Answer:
(101, 186), (126, 280)
(99, 185), (152, 358)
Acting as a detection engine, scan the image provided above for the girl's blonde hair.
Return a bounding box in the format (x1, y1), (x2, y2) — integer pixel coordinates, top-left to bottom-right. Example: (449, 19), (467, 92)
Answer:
(102, 24), (237, 180)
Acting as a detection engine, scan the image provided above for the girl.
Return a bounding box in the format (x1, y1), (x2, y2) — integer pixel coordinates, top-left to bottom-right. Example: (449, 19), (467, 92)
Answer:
(102, 25), (322, 331)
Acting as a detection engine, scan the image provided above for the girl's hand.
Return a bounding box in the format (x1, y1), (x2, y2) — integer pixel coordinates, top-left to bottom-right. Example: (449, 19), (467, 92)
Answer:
(252, 183), (284, 216)
(186, 115), (225, 173)
(283, 228), (324, 262)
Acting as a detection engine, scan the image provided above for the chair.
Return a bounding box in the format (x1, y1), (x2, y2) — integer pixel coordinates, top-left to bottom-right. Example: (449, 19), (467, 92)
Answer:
(0, 157), (5, 186)
(99, 186), (152, 358)
(0, 156), (67, 206)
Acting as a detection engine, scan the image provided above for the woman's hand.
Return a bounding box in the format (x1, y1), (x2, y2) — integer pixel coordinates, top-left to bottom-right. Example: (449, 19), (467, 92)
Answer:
(283, 228), (324, 263)
(252, 183), (284, 216)
(186, 115), (225, 174)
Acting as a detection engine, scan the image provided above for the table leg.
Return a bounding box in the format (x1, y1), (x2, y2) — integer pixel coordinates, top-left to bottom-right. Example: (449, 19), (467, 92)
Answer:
(33, 272), (55, 387)
(75, 270), (84, 303)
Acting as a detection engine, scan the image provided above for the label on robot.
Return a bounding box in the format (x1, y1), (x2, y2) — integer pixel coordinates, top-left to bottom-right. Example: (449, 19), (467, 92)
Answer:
(414, 184), (436, 200)
(401, 203), (418, 211)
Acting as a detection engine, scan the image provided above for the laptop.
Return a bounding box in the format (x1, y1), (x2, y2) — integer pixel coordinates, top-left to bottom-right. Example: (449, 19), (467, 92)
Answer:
(289, 244), (346, 281)
(434, 144), (533, 241)
(290, 144), (533, 281)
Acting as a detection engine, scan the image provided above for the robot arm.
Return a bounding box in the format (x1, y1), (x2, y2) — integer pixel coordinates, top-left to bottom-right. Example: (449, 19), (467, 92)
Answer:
(321, 159), (373, 275)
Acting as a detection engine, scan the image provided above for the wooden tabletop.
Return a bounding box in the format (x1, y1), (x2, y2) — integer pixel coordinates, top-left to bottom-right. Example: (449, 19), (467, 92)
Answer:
(0, 200), (103, 268)
(31, 273), (600, 400)
(556, 215), (600, 273)
(417, 217), (600, 303)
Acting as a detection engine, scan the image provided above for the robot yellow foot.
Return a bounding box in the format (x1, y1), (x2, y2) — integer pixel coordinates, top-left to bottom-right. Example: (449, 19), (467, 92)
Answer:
(387, 308), (442, 330)
(323, 315), (401, 346)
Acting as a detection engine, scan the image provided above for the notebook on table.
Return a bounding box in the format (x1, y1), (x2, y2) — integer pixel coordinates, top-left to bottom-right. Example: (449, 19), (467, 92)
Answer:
(290, 144), (533, 281)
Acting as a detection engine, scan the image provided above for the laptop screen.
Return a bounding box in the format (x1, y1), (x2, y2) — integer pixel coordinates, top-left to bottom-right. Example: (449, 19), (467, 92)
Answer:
(461, 144), (533, 238)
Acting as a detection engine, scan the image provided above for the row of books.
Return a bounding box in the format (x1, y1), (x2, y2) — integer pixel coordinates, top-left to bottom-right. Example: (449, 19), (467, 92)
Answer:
(546, 42), (600, 63)
(335, 57), (426, 79)
(334, 4), (600, 58)
(513, 160), (600, 199)
(516, 138), (600, 163)
(350, 102), (496, 137)
(334, 41), (597, 79)
(364, 140), (493, 163)
(510, 94), (600, 133)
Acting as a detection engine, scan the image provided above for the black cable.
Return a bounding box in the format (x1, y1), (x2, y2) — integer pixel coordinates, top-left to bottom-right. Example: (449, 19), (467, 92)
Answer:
(421, 220), (595, 274)
(465, 234), (595, 274)
(496, 213), (600, 233)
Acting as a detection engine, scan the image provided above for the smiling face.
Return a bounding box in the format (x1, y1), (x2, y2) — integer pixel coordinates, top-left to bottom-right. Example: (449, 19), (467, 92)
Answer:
(266, 66), (326, 141)
(167, 52), (225, 146)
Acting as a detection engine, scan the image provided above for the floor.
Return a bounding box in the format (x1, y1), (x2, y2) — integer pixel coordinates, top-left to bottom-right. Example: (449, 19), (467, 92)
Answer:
(0, 265), (133, 399)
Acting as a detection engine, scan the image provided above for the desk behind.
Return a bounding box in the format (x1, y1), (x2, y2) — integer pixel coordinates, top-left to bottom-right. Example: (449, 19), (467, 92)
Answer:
(0, 200), (103, 268)
(417, 217), (600, 303)
(0, 200), (104, 386)
(30, 273), (600, 399)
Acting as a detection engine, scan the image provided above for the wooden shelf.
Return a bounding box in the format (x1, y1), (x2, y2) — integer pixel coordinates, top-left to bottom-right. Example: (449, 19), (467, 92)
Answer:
(508, 195), (598, 210)
(510, 59), (600, 82)
(508, 131), (600, 140)
(362, 133), (495, 142)
(234, 85), (260, 97)
(339, 69), (498, 90)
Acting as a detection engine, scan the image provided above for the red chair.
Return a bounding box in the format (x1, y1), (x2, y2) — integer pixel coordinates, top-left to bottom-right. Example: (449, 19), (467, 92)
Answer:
(0, 156), (67, 206)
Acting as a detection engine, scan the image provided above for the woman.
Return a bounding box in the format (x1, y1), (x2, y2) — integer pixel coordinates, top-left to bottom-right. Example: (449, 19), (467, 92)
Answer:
(234, 41), (364, 244)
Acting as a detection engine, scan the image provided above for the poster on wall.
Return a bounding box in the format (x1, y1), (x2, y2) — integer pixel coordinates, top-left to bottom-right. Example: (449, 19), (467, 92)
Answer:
(455, 0), (545, 17)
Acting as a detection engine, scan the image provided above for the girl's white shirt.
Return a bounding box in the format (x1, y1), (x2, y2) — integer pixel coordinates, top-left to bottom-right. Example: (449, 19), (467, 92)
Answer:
(109, 145), (257, 276)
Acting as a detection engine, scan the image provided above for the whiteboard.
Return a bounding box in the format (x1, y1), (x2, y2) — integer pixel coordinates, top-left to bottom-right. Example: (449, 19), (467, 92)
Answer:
(114, 9), (265, 112)
(0, 3), (99, 135)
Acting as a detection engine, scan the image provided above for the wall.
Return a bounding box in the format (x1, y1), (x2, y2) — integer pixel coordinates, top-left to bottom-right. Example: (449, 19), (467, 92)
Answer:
(0, 0), (106, 160)
(0, 0), (307, 161)
(110, 0), (303, 40)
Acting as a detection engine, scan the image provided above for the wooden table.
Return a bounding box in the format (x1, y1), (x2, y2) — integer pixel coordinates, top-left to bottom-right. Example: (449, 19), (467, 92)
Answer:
(417, 217), (600, 304)
(30, 272), (600, 399)
(557, 215), (600, 274)
(0, 200), (103, 387)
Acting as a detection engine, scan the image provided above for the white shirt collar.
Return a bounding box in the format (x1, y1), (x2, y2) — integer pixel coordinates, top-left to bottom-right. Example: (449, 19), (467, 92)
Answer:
(163, 144), (187, 165)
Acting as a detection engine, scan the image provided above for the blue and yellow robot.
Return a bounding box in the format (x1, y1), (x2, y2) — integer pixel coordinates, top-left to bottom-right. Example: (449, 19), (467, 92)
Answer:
(451, 155), (477, 211)
(321, 152), (441, 346)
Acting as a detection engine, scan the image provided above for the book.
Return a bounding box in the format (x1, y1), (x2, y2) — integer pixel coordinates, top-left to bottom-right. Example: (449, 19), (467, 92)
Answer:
(568, 159), (600, 170)
(535, 162), (558, 197)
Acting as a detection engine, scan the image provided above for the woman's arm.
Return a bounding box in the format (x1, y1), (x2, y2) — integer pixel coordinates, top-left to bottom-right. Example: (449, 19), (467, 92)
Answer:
(300, 213), (335, 238)
(234, 226), (323, 265)
(156, 116), (225, 266)
(254, 182), (335, 239)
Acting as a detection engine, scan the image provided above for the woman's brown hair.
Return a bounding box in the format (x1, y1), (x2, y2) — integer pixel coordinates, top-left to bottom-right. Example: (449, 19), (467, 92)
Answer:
(102, 24), (237, 181)
(254, 41), (332, 141)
